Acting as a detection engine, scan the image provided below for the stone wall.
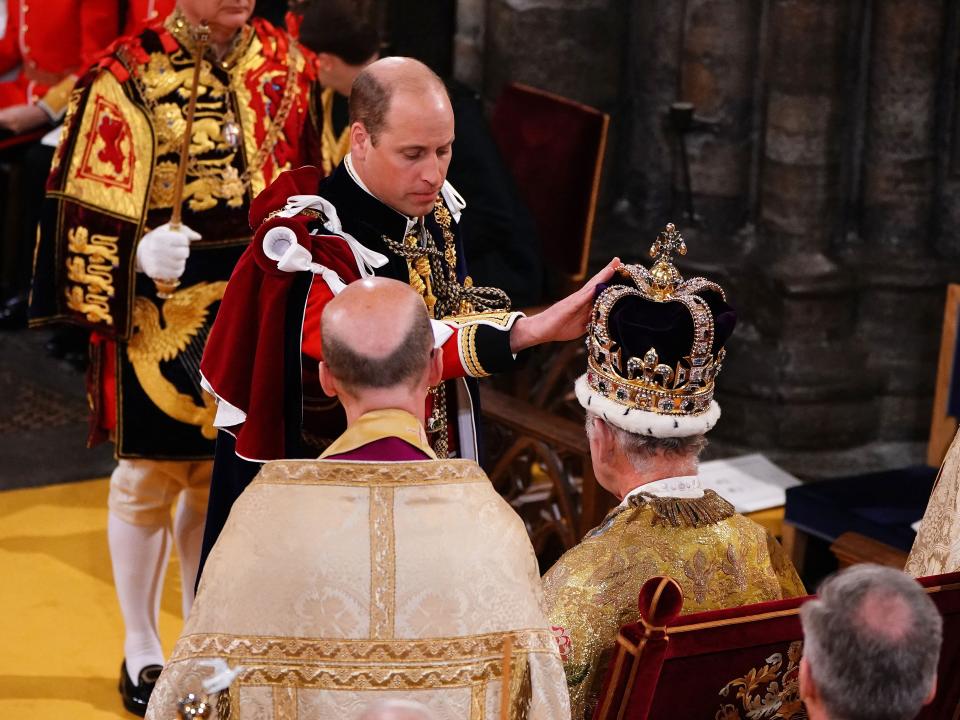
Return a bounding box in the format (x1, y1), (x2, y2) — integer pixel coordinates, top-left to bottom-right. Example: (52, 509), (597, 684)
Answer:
(462, 0), (960, 477)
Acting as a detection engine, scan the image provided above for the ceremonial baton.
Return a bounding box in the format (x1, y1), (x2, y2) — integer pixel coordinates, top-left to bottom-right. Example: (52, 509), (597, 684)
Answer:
(154, 21), (210, 299)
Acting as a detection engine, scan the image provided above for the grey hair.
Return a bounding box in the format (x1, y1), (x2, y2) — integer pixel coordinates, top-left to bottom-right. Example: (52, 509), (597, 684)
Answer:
(357, 699), (436, 720)
(799, 564), (942, 720)
(585, 413), (706, 471)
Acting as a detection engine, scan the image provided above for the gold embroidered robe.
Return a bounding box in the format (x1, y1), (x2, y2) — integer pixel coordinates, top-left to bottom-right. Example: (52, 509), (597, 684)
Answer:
(542, 490), (805, 720)
(907, 428), (960, 576)
(146, 459), (570, 719)
(29, 12), (319, 458)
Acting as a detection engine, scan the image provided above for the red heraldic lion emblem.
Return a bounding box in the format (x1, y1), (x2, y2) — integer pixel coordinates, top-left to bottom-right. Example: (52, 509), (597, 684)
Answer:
(77, 96), (136, 191)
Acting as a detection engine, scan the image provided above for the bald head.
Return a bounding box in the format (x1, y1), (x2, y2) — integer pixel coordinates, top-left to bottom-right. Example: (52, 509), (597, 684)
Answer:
(799, 564), (942, 720)
(321, 278), (433, 392)
(358, 699), (436, 720)
(350, 57), (450, 145)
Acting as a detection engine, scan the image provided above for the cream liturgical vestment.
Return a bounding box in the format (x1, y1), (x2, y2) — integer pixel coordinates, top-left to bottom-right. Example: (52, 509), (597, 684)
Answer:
(907, 428), (960, 577)
(542, 477), (805, 720)
(146, 417), (570, 719)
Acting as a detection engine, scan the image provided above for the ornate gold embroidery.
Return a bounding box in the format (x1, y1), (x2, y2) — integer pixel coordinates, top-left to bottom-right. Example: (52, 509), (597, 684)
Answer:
(470, 681), (486, 720)
(369, 486), (396, 640)
(170, 629), (558, 663)
(167, 631), (555, 695)
(634, 489), (735, 528)
(907, 430), (960, 576)
(721, 543), (748, 592)
(64, 226), (120, 325)
(683, 549), (713, 604)
(253, 458), (489, 488)
(126, 281), (227, 437)
(443, 311), (518, 328)
(50, 86), (84, 176)
(459, 324), (488, 378)
(716, 641), (807, 720)
(63, 72), (152, 220)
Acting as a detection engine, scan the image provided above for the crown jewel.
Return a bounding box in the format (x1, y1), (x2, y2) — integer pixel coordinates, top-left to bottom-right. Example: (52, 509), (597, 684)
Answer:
(584, 223), (728, 418)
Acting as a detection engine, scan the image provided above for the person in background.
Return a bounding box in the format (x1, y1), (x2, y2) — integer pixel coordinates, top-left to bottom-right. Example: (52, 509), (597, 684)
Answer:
(800, 563), (942, 720)
(28, 0), (320, 712)
(196, 56), (617, 582)
(0, 0), (176, 331)
(293, 0), (544, 306)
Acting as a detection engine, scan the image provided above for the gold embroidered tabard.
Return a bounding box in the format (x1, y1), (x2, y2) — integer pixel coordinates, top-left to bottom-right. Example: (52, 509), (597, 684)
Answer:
(542, 494), (805, 720)
(126, 280), (227, 438)
(146, 458), (570, 719)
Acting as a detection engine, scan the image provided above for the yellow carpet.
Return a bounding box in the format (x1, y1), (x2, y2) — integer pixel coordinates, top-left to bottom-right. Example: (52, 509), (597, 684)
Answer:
(0, 478), (185, 718)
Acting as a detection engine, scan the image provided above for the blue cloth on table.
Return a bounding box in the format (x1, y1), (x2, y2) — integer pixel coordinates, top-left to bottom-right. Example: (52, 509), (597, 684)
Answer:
(784, 465), (937, 552)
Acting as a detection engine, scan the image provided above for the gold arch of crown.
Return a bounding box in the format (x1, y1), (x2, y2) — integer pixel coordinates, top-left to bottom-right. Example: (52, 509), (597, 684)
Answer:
(585, 223), (728, 416)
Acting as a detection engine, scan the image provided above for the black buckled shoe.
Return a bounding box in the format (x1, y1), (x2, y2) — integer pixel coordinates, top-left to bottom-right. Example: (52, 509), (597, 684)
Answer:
(119, 660), (162, 717)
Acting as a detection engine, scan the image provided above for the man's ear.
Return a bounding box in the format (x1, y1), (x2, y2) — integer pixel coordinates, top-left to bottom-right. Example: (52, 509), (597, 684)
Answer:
(315, 51), (334, 74)
(350, 122), (369, 160)
(799, 657), (817, 704)
(592, 417), (616, 460)
(318, 361), (339, 398)
(427, 348), (443, 387)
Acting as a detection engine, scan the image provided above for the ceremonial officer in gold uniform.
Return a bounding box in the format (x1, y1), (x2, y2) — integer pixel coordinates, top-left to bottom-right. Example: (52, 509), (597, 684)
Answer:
(541, 225), (805, 720)
(29, 0), (318, 713)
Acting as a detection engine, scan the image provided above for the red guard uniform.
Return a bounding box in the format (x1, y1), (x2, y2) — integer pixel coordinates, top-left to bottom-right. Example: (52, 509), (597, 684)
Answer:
(0, 0), (119, 108)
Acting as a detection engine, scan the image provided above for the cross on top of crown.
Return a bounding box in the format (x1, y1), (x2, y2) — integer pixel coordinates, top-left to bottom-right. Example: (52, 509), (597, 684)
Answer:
(649, 223), (687, 264)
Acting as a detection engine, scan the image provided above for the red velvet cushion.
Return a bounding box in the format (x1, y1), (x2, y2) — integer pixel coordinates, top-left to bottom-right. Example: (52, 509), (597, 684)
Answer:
(490, 83), (608, 283)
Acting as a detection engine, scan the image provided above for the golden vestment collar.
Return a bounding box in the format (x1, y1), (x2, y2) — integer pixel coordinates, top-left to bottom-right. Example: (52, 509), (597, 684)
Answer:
(319, 408), (437, 460)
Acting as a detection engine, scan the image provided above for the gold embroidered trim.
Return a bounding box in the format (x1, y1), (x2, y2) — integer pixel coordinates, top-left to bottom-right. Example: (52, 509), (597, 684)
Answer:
(169, 629), (558, 663)
(443, 311), (518, 329)
(261, 207), (325, 226)
(273, 685), (297, 720)
(630, 489), (735, 528)
(460, 324), (489, 378)
(369, 486), (396, 640)
(471, 681), (486, 720)
(167, 631), (557, 692)
(252, 458), (489, 488)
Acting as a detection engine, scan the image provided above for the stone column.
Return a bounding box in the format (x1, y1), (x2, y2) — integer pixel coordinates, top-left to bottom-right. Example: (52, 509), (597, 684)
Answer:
(453, 0), (485, 90)
(679, 0), (762, 242)
(715, 0), (878, 461)
(855, 0), (946, 440)
(618, 0), (686, 231)
(482, 0), (623, 109)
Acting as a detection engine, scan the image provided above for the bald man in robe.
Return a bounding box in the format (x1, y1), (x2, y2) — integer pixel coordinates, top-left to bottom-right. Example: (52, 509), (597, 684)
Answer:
(148, 278), (571, 720)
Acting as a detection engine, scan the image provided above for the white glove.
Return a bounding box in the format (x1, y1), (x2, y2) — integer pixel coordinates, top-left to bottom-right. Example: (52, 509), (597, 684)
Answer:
(135, 222), (201, 280)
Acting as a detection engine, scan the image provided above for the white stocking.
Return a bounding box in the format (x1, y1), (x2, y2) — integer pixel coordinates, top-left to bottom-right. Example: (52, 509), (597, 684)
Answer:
(108, 511), (169, 680)
(173, 492), (205, 619)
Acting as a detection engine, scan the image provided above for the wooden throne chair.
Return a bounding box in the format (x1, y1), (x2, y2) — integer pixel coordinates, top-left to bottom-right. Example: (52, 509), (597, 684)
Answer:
(481, 83), (612, 568)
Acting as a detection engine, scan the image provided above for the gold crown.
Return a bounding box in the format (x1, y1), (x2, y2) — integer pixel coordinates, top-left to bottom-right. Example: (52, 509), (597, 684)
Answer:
(584, 223), (728, 417)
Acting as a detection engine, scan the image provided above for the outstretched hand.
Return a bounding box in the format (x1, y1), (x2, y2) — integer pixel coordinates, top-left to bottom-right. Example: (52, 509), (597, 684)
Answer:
(509, 257), (621, 353)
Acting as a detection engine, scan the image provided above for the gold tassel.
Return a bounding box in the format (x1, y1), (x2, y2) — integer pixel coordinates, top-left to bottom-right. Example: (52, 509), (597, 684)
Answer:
(631, 489), (735, 528)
